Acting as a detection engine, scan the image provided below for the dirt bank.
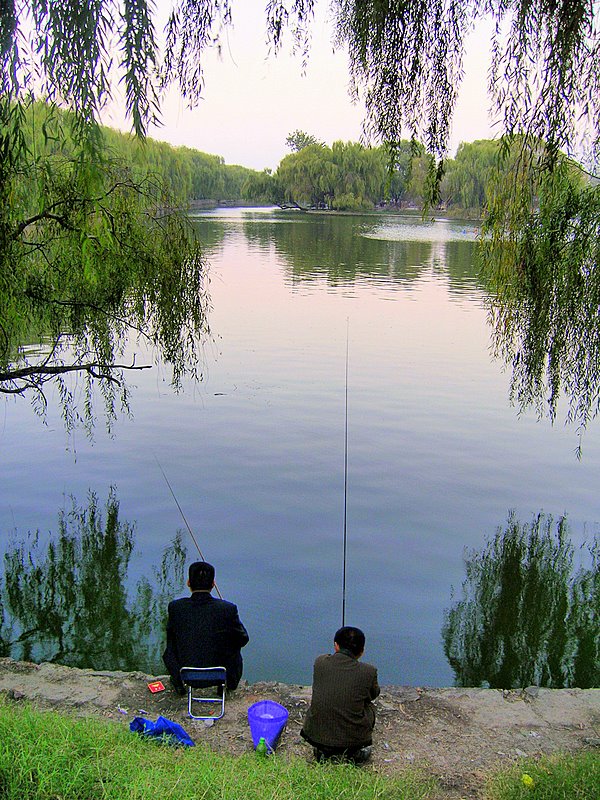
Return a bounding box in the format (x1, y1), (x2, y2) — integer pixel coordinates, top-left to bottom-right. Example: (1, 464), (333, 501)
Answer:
(0, 658), (598, 799)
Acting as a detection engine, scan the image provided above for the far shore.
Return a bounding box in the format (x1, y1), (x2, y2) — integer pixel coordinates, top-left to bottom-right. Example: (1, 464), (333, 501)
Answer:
(186, 200), (485, 221)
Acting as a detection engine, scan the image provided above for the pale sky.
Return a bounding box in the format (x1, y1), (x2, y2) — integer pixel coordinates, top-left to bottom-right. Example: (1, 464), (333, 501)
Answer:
(105, 1), (497, 171)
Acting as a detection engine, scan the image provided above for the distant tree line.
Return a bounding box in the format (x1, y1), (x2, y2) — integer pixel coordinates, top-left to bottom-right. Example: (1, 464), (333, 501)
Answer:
(265, 135), (588, 216)
(19, 107), (546, 216)
(21, 103), (266, 207)
(244, 136), (507, 214)
(20, 107), (590, 221)
(102, 122), (266, 206)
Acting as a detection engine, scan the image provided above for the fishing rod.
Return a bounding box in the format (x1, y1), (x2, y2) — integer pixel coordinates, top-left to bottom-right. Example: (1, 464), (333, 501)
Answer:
(154, 455), (223, 599)
(341, 321), (349, 627)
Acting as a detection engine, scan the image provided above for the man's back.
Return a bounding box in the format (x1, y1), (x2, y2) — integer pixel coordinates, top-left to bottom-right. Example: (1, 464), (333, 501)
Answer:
(163, 572), (249, 692)
(302, 650), (380, 749)
(166, 593), (249, 666)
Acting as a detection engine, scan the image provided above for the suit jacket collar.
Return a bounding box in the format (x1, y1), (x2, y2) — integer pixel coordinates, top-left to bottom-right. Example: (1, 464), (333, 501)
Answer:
(336, 647), (357, 660)
(190, 592), (213, 603)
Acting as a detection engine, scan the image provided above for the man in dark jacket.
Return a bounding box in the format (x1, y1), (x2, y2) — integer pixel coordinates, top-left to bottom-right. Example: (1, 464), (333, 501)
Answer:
(301, 626), (380, 763)
(162, 561), (249, 694)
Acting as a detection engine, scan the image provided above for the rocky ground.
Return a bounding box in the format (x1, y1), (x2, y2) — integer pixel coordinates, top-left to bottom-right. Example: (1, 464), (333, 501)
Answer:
(0, 658), (598, 799)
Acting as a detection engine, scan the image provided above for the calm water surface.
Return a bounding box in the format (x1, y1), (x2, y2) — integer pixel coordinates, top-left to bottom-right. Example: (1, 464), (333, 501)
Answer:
(1, 208), (598, 685)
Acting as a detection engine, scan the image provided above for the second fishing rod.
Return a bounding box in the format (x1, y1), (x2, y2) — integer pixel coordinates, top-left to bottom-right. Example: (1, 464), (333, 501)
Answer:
(341, 322), (349, 627)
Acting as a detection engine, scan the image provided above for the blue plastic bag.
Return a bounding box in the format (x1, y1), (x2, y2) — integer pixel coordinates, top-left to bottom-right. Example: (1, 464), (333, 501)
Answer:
(130, 715), (195, 747)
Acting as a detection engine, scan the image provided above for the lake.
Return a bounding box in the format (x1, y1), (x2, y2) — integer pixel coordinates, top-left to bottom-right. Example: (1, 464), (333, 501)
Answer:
(1, 208), (598, 686)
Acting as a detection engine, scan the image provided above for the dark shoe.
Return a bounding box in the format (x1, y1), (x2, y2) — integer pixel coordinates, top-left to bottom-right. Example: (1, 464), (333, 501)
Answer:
(349, 746), (372, 764)
(313, 748), (344, 764)
(313, 745), (372, 765)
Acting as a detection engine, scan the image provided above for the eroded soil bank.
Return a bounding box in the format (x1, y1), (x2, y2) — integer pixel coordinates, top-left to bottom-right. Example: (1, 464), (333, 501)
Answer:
(0, 658), (598, 799)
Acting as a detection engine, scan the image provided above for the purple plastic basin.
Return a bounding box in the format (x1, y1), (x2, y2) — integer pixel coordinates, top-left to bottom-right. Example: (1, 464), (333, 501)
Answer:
(247, 699), (289, 751)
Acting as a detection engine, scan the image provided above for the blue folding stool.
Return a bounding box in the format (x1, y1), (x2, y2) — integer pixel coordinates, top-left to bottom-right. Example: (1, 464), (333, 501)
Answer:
(179, 666), (227, 720)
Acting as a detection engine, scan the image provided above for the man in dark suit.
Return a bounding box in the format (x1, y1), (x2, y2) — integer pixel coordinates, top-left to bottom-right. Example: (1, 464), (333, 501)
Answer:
(162, 561), (249, 694)
(301, 626), (380, 763)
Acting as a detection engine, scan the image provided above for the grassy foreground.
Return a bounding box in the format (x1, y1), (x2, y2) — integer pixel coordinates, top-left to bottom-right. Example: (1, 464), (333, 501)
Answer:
(0, 699), (597, 800)
(0, 699), (434, 800)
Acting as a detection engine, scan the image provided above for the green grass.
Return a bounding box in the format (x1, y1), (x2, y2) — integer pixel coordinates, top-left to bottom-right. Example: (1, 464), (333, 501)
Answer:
(0, 698), (597, 800)
(0, 698), (435, 800)
(483, 751), (600, 800)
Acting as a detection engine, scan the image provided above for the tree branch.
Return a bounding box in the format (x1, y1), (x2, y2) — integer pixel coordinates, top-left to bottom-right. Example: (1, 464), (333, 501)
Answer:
(0, 360), (151, 386)
(11, 179), (154, 241)
(12, 209), (77, 239)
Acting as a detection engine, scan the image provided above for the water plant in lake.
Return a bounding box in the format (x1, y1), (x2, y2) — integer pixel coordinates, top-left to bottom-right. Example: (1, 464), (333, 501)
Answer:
(443, 511), (599, 689)
(0, 488), (187, 673)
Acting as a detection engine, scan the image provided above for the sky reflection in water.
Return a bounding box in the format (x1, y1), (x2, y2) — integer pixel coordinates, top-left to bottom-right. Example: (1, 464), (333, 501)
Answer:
(1, 209), (598, 686)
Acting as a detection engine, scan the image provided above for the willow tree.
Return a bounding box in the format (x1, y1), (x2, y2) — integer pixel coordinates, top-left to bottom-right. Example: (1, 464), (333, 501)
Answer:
(0, 2), (208, 432)
(164, 2), (598, 164)
(3, 1), (600, 430)
(328, 1), (600, 436)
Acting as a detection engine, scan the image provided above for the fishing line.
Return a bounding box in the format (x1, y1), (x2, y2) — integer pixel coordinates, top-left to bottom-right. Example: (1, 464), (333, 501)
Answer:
(342, 320), (349, 627)
(154, 454), (223, 599)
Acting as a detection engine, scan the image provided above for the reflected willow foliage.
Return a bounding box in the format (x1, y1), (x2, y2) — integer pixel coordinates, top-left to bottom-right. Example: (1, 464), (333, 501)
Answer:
(0, 489), (187, 673)
(236, 212), (480, 291)
(443, 512), (599, 689)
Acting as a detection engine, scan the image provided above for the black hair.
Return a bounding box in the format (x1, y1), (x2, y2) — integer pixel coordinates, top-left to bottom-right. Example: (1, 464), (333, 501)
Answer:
(189, 561), (215, 591)
(334, 626), (366, 657)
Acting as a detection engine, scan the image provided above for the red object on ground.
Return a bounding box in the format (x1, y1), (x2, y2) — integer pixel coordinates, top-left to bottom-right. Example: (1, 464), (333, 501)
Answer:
(147, 681), (166, 693)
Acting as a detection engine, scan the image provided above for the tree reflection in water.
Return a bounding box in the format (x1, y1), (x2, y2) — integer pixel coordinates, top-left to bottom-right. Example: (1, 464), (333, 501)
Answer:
(0, 488), (186, 673)
(443, 511), (599, 688)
